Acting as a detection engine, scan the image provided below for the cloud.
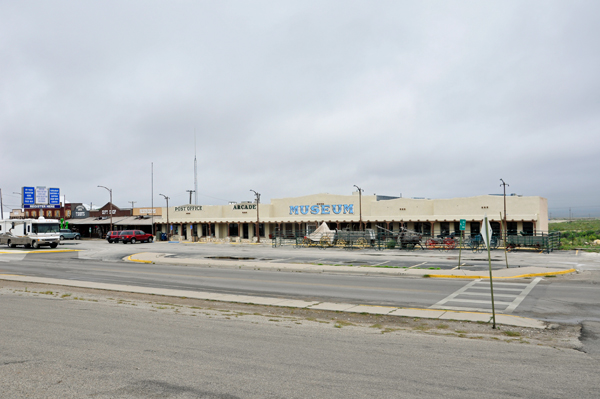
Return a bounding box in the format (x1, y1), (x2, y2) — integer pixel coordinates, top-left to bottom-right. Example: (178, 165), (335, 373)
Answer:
(1, 1), (598, 218)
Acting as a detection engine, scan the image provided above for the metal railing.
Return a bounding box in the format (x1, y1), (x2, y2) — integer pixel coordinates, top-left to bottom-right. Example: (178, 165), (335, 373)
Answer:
(270, 229), (561, 253)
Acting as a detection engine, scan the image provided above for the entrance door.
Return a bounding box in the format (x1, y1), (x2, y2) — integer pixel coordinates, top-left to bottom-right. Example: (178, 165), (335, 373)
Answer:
(470, 222), (480, 237)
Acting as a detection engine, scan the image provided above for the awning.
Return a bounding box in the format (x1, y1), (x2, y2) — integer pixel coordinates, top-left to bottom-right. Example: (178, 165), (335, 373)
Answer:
(67, 217), (128, 225)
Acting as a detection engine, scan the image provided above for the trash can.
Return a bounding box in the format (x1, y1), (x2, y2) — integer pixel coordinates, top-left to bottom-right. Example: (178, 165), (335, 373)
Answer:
(161, 233), (167, 241)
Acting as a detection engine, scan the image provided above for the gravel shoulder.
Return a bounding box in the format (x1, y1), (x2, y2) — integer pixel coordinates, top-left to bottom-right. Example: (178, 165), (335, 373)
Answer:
(0, 280), (582, 351)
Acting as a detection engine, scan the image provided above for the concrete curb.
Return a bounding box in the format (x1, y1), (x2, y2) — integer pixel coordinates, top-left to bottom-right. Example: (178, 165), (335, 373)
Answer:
(427, 268), (578, 279)
(0, 274), (546, 329)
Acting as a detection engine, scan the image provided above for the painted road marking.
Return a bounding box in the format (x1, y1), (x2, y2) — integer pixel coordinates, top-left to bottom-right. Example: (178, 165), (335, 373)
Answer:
(429, 277), (542, 314)
(408, 262), (428, 269)
(373, 261), (390, 266)
(0, 253), (28, 262)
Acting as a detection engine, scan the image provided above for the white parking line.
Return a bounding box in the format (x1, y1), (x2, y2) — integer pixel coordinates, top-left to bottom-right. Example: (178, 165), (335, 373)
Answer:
(408, 262), (428, 269)
(373, 261), (390, 266)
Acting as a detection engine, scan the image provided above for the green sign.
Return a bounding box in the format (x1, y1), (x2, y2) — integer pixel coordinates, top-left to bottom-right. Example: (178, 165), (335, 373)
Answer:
(459, 219), (466, 231)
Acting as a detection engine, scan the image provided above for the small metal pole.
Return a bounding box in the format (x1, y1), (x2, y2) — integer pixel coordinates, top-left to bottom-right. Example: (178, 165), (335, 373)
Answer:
(458, 232), (462, 269)
(484, 215), (497, 329)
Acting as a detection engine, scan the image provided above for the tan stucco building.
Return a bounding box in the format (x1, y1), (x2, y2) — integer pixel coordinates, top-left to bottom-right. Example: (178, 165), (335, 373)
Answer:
(155, 193), (548, 241)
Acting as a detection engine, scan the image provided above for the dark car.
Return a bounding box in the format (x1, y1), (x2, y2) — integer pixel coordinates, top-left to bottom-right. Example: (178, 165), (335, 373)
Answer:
(106, 231), (122, 243)
(59, 229), (81, 240)
(120, 230), (153, 244)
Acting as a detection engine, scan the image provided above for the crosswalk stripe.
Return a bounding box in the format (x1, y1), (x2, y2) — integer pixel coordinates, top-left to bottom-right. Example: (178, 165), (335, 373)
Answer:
(429, 277), (542, 314)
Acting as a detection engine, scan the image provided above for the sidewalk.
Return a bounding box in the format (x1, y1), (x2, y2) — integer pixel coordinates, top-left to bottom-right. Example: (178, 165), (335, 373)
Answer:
(0, 273), (546, 329)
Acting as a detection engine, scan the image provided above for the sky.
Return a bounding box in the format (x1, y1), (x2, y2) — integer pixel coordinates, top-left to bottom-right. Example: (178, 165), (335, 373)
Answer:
(1, 0), (599, 219)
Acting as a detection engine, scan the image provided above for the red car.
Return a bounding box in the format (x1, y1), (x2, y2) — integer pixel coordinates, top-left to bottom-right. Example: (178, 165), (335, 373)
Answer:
(119, 230), (154, 244)
(106, 231), (122, 244)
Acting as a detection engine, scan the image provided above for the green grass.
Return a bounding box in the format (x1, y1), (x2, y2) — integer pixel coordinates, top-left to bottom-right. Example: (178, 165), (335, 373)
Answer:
(550, 219), (600, 251)
(503, 330), (521, 337)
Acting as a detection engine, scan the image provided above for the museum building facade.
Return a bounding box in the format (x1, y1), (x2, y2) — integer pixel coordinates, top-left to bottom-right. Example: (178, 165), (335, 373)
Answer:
(154, 192), (548, 242)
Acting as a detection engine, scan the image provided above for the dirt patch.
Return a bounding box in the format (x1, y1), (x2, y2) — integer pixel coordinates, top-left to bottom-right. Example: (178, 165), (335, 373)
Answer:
(0, 280), (582, 350)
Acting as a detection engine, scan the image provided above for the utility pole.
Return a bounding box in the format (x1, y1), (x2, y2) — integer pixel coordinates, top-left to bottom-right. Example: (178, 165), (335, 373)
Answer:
(186, 190), (195, 205)
(0, 188), (3, 220)
(160, 194), (170, 239)
(353, 185), (363, 231)
(129, 201), (136, 209)
(250, 190), (261, 243)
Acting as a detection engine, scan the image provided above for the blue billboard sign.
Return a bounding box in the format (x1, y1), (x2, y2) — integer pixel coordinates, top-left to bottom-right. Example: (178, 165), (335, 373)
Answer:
(23, 187), (35, 206)
(49, 188), (60, 205)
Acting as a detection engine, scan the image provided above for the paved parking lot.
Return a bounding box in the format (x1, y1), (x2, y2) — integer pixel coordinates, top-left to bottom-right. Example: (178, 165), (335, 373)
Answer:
(5, 238), (593, 273)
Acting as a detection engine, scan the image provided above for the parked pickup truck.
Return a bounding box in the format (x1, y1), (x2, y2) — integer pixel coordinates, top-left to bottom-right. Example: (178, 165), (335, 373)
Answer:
(119, 230), (154, 244)
(60, 229), (81, 240)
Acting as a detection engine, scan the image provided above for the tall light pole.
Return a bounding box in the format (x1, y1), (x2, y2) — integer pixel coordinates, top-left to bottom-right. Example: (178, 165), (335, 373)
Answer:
(97, 185), (113, 232)
(500, 179), (510, 269)
(250, 190), (260, 243)
(353, 185), (363, 231)
(500, 179), (509, 238)
(159, 194), (170, 239)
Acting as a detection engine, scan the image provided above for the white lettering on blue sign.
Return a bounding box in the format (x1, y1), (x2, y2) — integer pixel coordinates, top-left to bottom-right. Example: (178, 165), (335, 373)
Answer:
(289, 204), (354, 215)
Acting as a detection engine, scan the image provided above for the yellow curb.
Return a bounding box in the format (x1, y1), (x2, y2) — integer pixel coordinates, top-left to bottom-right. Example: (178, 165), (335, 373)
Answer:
(427, 268), (576, 279)
(126, 254), (153, 264)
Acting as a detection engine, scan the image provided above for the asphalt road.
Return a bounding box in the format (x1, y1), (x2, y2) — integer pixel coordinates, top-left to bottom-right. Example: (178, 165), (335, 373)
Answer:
(1, 292), (598, 399)
(1, 241), (599, 324)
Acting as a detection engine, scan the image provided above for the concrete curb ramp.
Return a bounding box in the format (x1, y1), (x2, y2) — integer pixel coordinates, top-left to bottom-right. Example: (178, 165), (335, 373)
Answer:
(127, 252), (577, 280)
(0, 274), (546, 329)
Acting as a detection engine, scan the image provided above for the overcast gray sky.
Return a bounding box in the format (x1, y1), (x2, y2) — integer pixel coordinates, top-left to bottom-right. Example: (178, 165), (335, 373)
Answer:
(1, 0), (599, 218)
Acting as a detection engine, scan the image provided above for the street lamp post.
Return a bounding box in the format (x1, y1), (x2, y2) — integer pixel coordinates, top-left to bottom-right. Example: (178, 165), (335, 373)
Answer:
(250, 190), (260, 243)
(159, 194), (170, 239)
(97, 185), (113, 233)
(500, 179), (510, 268)
(353, 185), (363, 231)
